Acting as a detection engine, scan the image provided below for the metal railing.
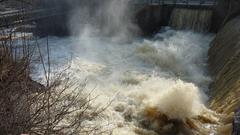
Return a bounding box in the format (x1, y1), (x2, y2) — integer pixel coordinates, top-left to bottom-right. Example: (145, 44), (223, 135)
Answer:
(0, 8), (64, 27)
(134, 0), (217, 6)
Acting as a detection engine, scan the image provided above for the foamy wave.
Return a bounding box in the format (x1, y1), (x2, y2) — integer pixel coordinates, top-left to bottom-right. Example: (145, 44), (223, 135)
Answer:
(135, 30), (213, 90)
(129, 77), (205, 120)
(154, 80), (204, 120)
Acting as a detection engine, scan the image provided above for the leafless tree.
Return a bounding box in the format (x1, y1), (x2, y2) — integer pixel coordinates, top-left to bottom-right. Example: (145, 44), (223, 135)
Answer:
(0, 0), (113, 134)
(0, 11), (111, 135)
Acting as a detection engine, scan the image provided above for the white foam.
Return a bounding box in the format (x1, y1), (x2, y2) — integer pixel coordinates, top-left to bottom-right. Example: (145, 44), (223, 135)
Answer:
(35, 28), (213, 134)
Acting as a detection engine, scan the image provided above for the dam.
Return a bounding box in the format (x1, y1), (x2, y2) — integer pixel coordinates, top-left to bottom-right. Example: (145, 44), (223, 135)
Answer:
(0, 0), (239, 135)
(0, 0), (217, 30)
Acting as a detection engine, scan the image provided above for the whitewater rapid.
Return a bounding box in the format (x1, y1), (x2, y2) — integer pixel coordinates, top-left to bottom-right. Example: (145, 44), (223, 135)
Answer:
(35, 28), (214, 134)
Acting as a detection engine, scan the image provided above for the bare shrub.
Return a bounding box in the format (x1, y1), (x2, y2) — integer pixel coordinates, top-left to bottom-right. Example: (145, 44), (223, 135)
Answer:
(0, 29), (110, 135)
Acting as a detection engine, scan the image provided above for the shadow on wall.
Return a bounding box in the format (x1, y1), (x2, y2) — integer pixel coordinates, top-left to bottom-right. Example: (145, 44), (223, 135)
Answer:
(211, 0), (240, 32)
(136, 5), (175, 35)
(34, 0), (92, 37)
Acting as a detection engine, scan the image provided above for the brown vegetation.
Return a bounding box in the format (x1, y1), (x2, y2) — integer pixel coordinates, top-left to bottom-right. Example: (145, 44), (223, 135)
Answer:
(0, 29), (110, 134)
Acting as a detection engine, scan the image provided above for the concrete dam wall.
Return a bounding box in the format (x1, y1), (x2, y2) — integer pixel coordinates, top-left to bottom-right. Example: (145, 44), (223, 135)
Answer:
(135, 5), (214, 35)
(208, 16), (240, 114)
(169, 8), (212, 32)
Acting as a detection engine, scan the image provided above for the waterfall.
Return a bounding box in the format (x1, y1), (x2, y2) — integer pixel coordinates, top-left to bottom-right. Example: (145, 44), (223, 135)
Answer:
(169, 8), (213, 32)
(36, 28), (215, 134)
(34, 1), (219, 134)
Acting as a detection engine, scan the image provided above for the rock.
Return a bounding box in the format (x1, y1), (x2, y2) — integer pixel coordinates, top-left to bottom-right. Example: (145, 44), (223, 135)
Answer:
(114, 102), (126, 112)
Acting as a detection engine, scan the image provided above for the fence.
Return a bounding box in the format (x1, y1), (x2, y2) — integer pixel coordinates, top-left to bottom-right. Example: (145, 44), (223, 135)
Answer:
(133, 0), (217, 6)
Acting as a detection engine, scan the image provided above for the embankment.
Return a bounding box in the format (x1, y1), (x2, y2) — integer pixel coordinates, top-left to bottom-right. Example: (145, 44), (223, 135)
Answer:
(208, 15), (240, 114)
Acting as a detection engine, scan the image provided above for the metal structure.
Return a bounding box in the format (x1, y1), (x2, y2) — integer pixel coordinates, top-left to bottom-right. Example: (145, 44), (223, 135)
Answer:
(0, 0), (218, 28)
(0, 8), (64, 28)
(134, 0), (217, 6)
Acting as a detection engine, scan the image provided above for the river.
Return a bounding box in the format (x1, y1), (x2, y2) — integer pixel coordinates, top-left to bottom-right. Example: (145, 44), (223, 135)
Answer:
(33, 26), (215, 134)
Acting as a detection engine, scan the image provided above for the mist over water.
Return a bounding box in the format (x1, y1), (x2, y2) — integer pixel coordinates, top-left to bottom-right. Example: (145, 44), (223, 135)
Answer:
(69, 0), (139, 42)
(35, 0), (215, 134)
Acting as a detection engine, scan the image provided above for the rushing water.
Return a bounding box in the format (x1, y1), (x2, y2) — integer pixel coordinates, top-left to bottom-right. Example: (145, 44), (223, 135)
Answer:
(169, 8), (213, 32)
(34, 27), (214, 134)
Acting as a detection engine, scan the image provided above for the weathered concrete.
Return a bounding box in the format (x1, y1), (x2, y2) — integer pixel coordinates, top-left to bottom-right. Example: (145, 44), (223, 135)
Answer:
(211, 0), (240, 32)
(135, 5), (215, 34)
(35, 14), (70, 37)
(135, 5), (172, 35)
(208, 16), (240, 114)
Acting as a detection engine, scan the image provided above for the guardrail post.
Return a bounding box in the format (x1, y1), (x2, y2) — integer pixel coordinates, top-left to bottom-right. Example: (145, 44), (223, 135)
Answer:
(4, 17), (8, 28)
